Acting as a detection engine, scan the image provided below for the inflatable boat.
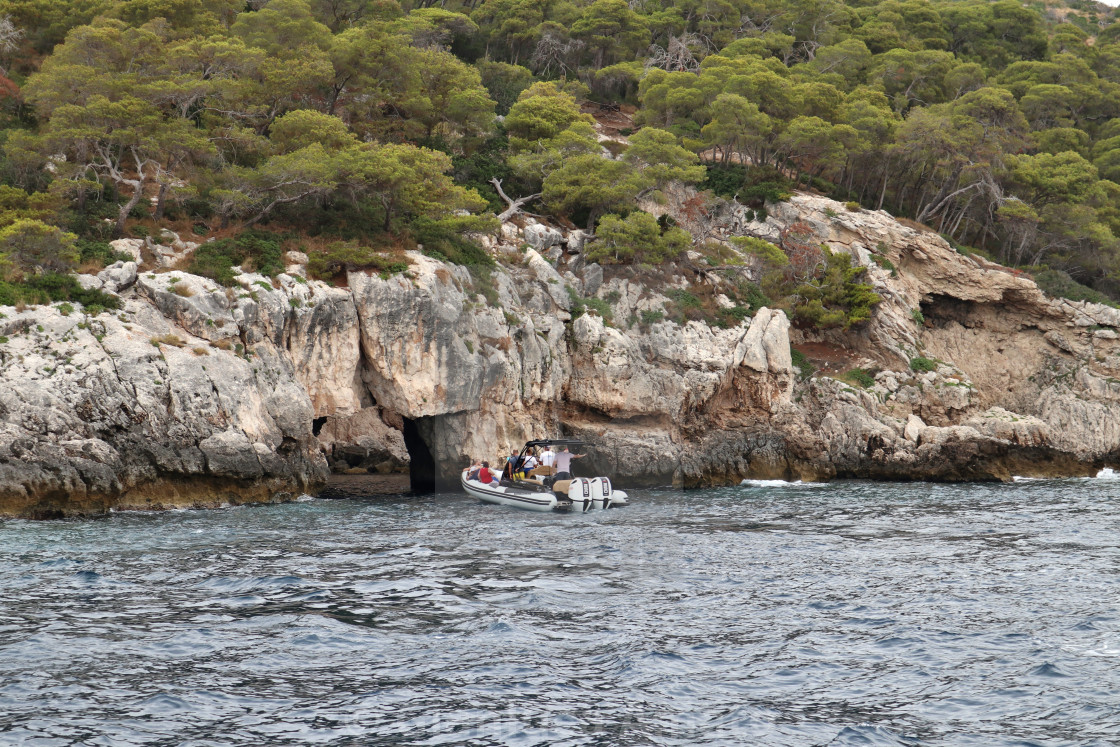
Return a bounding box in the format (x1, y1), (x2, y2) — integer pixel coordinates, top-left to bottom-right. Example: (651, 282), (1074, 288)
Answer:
(461, 439), (630, 512)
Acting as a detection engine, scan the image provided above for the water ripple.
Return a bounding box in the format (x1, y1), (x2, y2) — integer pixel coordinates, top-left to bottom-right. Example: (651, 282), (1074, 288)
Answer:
(3, 480), (1120, 745)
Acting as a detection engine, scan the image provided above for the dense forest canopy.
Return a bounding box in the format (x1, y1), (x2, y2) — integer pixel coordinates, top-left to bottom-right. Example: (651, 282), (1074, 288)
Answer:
(2, 0), (1120, 308)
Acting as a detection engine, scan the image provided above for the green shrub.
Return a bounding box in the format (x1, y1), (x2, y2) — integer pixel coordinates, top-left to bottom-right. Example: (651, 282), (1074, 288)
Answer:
(0, 219), (79, 278)
(790, 348), (816, 379)
(187, 230), (284, 286)
(842, 368), (876, 388)
(1030, 267), (1118, 307)
(910, 356), (938, 372)
(587, 211), (690, 265)
(873, 254), (897, 276)
(183, 241), (240, 285)
(665, 288), (701, 310)
(306, 242), (410, 281)
(472, 265), (500, 307)
(846, 202), (861, 211)
(730, 236), (788, 267)
(791, 299), (848, 328)
(715, 304), (752, 327)
(911, 308), (925, 325)
(583, 296), (613, 323)
(764, 248), (880, 330)
(78, 239), (132, 269)
(566, 285), (585, 318)
(640, 309), (664, 326)
(410, 217), (495, 267)
(0, 273), (120, 311)
(702, 164), (792, 206)
(737, 282), (772, 313)
(476, 61), (535, 116)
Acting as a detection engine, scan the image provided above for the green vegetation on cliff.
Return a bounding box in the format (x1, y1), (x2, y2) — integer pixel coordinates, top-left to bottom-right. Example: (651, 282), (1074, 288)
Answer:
(0, 0), (1120, 315)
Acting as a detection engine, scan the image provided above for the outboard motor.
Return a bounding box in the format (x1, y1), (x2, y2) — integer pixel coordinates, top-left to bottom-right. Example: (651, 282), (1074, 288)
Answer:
(589, 477), (612, 510)
(568, 477), (593, 512)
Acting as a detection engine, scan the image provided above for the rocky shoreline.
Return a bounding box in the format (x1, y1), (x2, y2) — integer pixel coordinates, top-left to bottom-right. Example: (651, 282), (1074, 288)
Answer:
(3, 190), (1120, 518)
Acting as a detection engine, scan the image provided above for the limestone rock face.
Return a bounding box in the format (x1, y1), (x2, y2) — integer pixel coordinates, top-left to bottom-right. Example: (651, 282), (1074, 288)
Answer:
(317, 407), (408, 473)
(0, 302), (327, 518)
(9, 184), (1120, 517)
(109, 238), (144, 263)
(134, 271), (240, 342)
(97, 261), (138, 294)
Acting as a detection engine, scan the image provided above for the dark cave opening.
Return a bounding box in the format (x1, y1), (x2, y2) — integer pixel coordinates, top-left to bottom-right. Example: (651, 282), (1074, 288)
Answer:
(402, 417), (436, 494)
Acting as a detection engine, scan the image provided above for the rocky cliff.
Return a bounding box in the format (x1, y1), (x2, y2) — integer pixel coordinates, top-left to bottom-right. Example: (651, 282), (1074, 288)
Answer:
(3, 190), (1120, 517)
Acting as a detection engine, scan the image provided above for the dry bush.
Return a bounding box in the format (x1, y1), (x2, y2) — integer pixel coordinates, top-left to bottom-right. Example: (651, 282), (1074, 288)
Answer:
(171, 284), (195, 298)
(212, 338), (233, 350)
(150, 333), (185, 347)
(896, 216), (936, 233)
(192, 347), (209, 356)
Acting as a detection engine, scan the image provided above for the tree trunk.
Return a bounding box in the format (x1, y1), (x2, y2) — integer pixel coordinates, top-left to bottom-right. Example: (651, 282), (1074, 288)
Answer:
(382, 195), (394, 232)
(327, 77), (350, 116)
(115, 178), (145, 235)
(877, 158), (891, 211)
(153, 181), (169, 221)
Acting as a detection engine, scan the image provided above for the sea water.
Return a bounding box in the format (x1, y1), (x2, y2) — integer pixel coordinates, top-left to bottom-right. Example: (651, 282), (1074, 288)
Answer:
(2, 477), (1120, 746)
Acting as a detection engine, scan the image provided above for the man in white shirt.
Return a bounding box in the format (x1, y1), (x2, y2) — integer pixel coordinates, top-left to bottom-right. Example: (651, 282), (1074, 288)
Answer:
(541, 447), (556, 469)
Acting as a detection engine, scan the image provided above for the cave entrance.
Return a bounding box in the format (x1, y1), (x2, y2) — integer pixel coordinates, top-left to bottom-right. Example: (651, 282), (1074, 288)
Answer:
(402, 417), (436, 494)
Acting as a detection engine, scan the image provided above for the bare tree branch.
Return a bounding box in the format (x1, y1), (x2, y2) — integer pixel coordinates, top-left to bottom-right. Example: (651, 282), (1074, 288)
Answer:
(490, 177), (541, 222)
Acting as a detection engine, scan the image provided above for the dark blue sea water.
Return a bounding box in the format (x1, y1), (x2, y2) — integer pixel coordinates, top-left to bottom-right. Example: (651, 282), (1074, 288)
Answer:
(3, 476), (1120, 746)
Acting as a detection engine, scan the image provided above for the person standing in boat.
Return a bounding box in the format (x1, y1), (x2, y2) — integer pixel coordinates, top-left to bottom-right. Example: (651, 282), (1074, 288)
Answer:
(553, 447), (585, 480)
(540, 446), (555, 471)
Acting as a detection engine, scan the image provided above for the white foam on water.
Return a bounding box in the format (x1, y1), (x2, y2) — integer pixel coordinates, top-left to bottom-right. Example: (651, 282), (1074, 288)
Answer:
(1096, 468), (1120, 479)
(740, 479), (804, 487)
(1078, 647), (1120, 657)
(1012, 476), (1040, 482)
(295, 494), (316, 502)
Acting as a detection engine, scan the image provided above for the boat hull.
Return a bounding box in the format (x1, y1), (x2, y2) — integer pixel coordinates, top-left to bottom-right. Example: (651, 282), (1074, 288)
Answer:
(461, 472), (559, 512)
(461, 470), (629, 512)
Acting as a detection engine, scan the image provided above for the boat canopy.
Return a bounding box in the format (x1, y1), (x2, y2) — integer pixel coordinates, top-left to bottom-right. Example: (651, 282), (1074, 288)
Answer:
(522, 438), (588, 449)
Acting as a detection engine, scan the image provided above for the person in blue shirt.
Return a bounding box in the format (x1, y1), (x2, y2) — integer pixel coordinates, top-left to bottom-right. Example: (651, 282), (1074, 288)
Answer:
(505, 450), (523, 480)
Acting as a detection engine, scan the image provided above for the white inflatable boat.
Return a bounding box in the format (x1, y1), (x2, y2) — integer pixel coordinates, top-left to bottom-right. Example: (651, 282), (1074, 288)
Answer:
(461, 439), (630, 513)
